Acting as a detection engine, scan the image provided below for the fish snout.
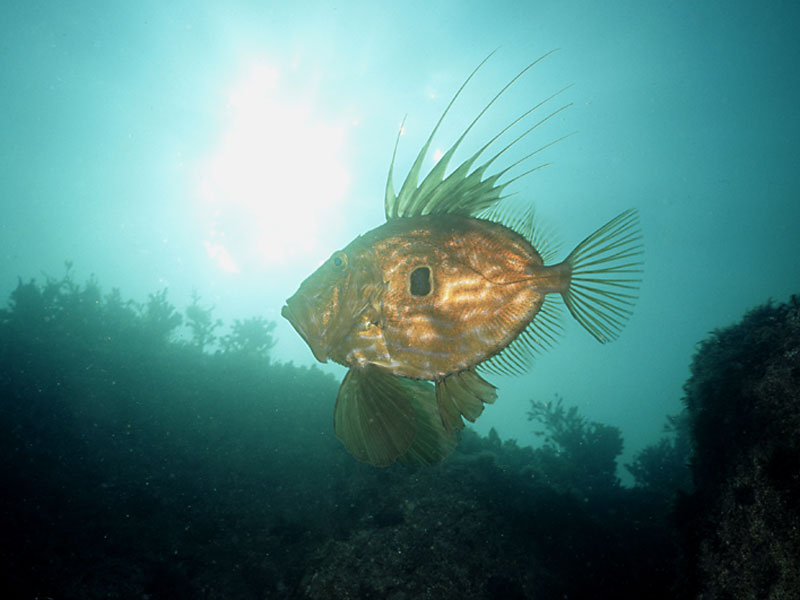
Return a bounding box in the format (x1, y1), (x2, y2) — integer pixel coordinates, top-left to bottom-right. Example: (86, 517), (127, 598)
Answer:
(281, 298), (329, 363)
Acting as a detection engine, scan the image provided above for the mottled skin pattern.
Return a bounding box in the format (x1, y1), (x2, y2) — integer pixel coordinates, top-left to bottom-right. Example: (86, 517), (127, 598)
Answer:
(283, 214), (570, 381)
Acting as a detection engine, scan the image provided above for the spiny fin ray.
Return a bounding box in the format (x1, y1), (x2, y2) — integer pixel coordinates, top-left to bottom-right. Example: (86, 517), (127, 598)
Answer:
(385, 50), (569, 221)
(479, 295), (564, 376)
(479, 202), (562, 263)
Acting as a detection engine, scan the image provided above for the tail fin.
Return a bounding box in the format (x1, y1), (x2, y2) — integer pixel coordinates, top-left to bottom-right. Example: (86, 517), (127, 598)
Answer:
(562, 209), (643, 343)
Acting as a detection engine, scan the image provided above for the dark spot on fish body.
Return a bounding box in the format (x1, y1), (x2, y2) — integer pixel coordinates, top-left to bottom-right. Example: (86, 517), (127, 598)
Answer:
(409, 266), (432, 296)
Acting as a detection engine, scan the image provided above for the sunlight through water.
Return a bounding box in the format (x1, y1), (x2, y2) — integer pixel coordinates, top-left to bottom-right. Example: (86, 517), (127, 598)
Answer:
(198, 63), (349, 273)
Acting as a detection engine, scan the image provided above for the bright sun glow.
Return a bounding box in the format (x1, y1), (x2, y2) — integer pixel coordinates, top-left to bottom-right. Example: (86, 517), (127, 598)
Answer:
(198, 63), (349, 273)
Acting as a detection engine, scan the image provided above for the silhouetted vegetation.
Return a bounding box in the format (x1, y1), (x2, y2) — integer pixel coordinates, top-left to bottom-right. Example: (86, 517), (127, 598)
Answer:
(528, 395), (624, 494)
(625, 411), (692, 501)
(2, 267), (736, 599)
(220, 316), (277, 358)
(185, 290), (222, 350)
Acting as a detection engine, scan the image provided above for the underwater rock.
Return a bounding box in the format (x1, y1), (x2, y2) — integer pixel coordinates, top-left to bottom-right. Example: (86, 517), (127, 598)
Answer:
(299, 457), (551, 600)
(679, 296), (800, 598)
(0, 272), (676, 599)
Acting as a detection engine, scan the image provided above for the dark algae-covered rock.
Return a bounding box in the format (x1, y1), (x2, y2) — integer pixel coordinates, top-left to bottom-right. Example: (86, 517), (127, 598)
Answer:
(678, 296), (800, 598)
(19, 272), (800, 598)
(0, 271), (680, 599)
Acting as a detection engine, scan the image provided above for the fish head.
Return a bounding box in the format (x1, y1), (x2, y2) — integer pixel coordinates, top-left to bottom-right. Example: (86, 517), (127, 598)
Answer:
(282, 243), (382, 364)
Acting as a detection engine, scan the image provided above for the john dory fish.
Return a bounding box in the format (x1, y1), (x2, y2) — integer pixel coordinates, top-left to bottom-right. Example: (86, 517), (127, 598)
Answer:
(282, 52), (643, 466)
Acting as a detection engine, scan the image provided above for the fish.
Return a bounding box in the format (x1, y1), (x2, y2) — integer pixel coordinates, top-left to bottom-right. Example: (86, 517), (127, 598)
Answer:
(281, 52), (643, 467)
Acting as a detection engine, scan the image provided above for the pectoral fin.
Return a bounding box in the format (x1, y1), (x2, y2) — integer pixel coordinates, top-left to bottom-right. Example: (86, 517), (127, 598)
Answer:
(334, 365), (456, 467)
(435, 369), (497, 434)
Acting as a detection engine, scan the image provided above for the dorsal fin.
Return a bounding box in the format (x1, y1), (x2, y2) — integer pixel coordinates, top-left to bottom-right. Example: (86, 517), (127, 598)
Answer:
(385, 51), (496, 220)
(385, 50), (572, 220)
(479, 202), (562, 263)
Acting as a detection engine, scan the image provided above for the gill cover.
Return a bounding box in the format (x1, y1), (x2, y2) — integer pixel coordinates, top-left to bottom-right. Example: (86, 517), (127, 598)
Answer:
(283, 246), (385, 364)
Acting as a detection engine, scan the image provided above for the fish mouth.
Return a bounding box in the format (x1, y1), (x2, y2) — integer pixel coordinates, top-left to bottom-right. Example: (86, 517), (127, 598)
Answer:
(281, 302), (329, 363)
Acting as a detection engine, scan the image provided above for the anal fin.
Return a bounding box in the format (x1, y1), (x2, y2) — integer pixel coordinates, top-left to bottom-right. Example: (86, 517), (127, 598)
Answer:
(334, 365), (456, 467)
(435, 369), (497, 434)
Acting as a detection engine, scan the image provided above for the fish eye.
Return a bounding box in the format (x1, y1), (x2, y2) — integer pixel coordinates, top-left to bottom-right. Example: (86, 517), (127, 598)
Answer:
(409, 266), (432, 297)
(331, 251), (348, 269)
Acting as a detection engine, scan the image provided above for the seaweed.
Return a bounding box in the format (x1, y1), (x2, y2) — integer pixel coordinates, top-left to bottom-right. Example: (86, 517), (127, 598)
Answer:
(528, 395), (624, 493)
(626, 410), (692, 499)
(185, 291), (222, 351)
(0, 266), (687, 599)
(220, 316), (277, 358)
(677, 295), (800, 598)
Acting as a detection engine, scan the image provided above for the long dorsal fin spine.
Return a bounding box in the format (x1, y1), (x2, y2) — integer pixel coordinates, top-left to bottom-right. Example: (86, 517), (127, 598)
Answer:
(482, 102), (573, 174)
(384, 116), (406, 219)
(410, 86), (573, 217)
(385, 50), (568, 220)
(415, 101), (571, 217)
(390, 52), (497, 219)
(414, 101), (571, 217)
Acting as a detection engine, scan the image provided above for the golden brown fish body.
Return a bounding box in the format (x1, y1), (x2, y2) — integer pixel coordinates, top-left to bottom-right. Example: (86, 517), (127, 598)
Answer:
(323, 214), (567, 379)
(281, 53), (643, 467)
